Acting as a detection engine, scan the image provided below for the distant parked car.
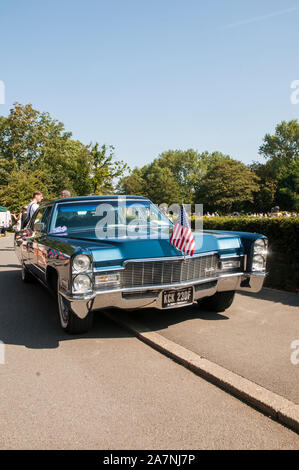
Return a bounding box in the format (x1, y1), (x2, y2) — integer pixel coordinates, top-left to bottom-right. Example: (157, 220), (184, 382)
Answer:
(14, 196), (268, 334)
(0, 206), (12, 236)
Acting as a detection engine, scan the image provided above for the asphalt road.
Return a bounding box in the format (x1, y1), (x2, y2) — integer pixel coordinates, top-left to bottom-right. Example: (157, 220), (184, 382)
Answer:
(0, 234), (298, 449)
(125, 289), (299, 404)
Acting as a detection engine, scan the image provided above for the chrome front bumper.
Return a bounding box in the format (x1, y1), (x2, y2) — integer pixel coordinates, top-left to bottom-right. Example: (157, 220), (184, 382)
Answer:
(60, 272), (266, 319)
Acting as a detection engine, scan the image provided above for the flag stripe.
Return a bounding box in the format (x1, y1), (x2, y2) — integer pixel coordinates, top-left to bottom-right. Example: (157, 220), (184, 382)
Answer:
(169, 204), (195, 257)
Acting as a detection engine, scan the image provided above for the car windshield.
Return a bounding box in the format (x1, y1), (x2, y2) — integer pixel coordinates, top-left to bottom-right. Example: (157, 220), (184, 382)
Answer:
(50, 199), (173, 239)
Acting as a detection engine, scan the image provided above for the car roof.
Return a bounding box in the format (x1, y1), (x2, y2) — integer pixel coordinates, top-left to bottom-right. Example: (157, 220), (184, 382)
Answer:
(41, 195), (149, 206)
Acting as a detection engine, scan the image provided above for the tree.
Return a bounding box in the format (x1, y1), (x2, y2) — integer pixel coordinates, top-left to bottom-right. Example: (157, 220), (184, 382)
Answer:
(275, 159), (299, 210)
(150, 149), (204, 203)
(258, 120), (299, 210)
(249, 161), (276, 212)
(117, 167), (147, 196)
(0, 103), (71, 169)
(89, 143), (128, 194)
(197, 159), (259, 213)
(117, 149), (234, 205)
(259, 120), (299, 177)
(0, 103), (128, 211)
(142, 162), (182, 205)
(0, 167), (55, 213)
(40, 139), (92, 196)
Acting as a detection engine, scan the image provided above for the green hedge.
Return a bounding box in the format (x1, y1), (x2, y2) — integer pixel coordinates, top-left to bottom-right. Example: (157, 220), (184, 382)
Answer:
(193, 217), (299, 292)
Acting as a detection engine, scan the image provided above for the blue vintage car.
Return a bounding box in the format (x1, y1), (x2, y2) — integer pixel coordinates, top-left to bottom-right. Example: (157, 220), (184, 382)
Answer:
(14, 196), (268, 334)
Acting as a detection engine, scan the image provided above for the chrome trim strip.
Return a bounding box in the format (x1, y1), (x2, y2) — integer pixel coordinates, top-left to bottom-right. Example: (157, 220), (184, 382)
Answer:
(32, 263), (45, 273)
(219, 254), (244, 259)
(61, 271), (245, 300)
(54, 198), (149, 205)
(118, 272), (242, 293)
(93, 267), (125, 272)
(122, 251), (219, 265)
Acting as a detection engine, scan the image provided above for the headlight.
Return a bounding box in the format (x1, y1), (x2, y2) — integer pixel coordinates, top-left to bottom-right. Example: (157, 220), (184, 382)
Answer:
(72, 254), (91, 273)
(253, 238), (268, 255)
(251, 238), (268, 271)
(252, 254), (266, 272)
(73, 274), (92, 293)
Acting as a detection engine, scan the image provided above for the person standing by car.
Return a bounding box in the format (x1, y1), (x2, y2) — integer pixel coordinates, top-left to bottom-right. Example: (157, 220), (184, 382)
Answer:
(12, 206), (28, 230)
(12, 211), (21, 231)
(24, 190), (43, 226)
(20, 206), (28, 229)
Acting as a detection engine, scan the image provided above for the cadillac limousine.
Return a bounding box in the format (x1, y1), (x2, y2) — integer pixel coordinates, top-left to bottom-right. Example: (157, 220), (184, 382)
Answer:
(14, 196), (268, 334)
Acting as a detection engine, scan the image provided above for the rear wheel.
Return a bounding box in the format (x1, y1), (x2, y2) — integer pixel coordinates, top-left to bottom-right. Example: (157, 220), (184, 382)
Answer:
(21, 264), (35, 283)
(198, 290), (235, 312)
(57, 279), (94, 334)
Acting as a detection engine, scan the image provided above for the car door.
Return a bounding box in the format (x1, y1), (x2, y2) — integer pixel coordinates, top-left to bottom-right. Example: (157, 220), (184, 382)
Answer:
(32, 206), (53, 282)
(22, 209), (40, 275)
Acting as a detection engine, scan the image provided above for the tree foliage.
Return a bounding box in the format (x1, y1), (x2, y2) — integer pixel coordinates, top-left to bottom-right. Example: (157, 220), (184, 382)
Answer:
(89, 143), (128, 194)
(259, 120), (299, 171)
(118, 149), (232, 205)
(197, 159), (259, 212)
(0, 104), (297, 214)
(253, 119), (299, 211)
(0, 103), (127, 211)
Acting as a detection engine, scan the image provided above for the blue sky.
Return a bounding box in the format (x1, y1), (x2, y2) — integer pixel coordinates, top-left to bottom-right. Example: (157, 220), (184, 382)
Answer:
(0, 0), (298, 170)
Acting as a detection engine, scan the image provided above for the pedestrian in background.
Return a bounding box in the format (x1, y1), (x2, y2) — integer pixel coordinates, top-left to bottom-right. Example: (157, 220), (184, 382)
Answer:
(59, 189), (71, 198)
(12, 206), (27, 230)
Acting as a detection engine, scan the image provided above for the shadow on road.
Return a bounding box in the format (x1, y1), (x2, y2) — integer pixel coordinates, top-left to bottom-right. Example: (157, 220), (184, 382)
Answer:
(120, 303), (229, 334)
(238, 288), (299, 308)
(0, 268), (133, 350)
(0, 267), (228, 350)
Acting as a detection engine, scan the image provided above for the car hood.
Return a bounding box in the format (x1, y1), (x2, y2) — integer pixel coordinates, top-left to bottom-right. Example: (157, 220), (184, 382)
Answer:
(53, 231), (242, 268)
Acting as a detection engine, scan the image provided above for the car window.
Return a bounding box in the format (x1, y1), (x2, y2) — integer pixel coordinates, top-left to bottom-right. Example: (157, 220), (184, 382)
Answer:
(28, 208), (41, 230)
(41, 206), (52, 231)
(49, 200), (172, 238)
(29, 206), (52, 232)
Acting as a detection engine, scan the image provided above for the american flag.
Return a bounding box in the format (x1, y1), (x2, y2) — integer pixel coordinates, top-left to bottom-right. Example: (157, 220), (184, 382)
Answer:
(169, 204), (196, 256)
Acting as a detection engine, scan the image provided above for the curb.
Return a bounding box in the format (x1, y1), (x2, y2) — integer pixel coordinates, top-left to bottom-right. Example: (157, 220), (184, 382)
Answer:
(103, 310), (299, 434)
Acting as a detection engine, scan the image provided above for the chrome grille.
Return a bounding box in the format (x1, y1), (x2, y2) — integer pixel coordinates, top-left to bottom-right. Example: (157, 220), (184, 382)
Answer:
(122, 254), (218, 288)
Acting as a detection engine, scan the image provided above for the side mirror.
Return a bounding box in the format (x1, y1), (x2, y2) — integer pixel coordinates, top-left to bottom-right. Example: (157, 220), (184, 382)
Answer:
(34, 222), (45, 232)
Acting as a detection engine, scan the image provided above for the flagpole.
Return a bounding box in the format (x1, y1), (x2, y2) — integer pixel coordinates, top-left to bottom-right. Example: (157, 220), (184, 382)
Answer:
(182, 200), (186, 261)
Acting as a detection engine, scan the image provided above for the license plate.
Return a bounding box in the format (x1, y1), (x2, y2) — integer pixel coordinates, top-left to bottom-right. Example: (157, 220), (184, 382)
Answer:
(162, 287), (193, 308)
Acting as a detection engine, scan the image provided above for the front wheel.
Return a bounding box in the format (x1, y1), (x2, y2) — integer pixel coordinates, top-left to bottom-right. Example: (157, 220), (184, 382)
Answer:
(198, 290), (235, 312)
(57, 282), (94, 334)
(21, 264), (35, 283)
